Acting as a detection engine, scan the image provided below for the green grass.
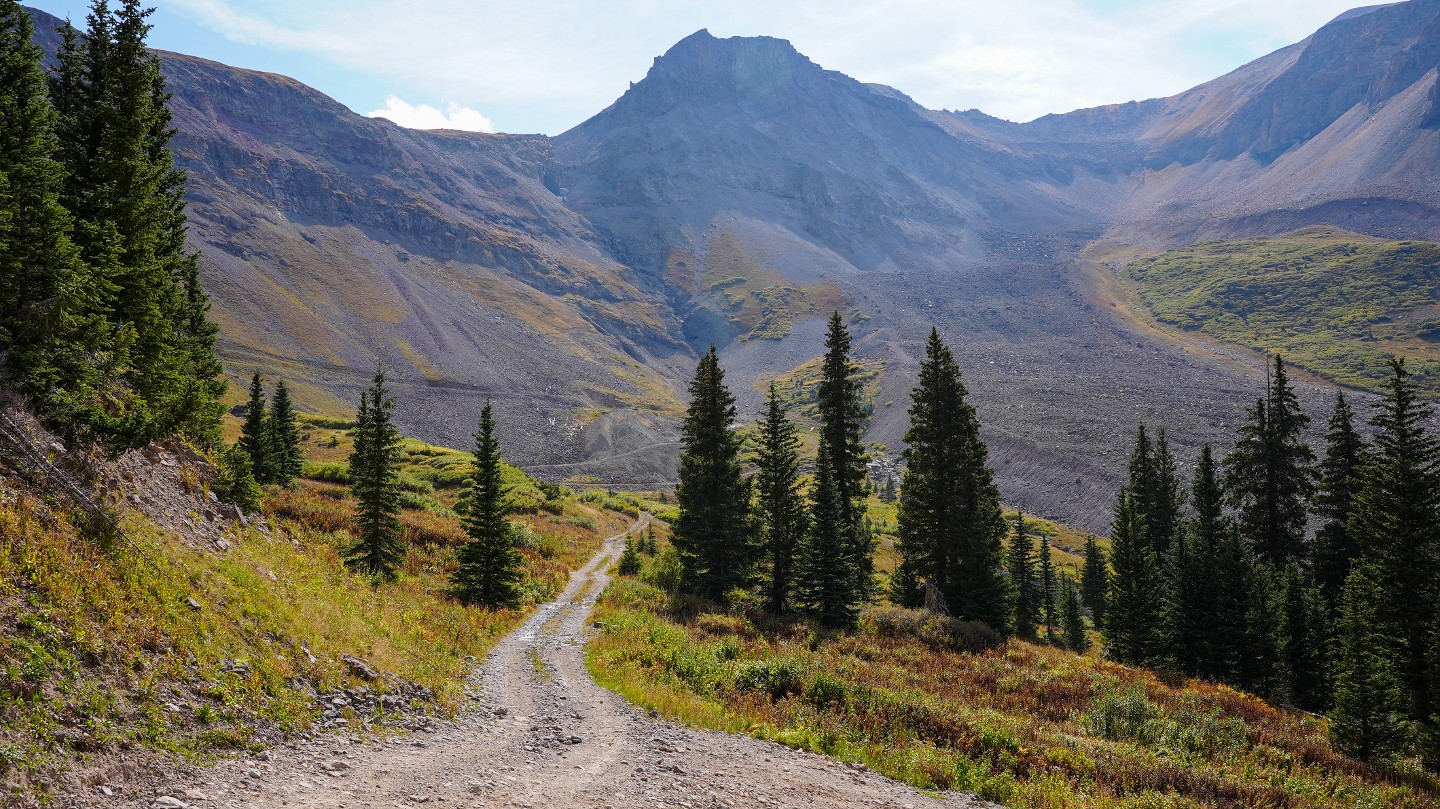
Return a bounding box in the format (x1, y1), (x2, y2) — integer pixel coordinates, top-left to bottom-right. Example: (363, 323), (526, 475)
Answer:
(587, 537), (1440, 808)
(1127, 227), (1440, 394)
(696, 228), (845, 342)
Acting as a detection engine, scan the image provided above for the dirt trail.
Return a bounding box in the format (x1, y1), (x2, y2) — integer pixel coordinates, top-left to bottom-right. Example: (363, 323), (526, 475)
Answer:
(90, 517), (994, 809)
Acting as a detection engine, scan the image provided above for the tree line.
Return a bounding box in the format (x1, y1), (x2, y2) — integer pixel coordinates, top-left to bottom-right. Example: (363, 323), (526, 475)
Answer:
(1085, 356), (1440, 768)
(0, 1), (223, 449)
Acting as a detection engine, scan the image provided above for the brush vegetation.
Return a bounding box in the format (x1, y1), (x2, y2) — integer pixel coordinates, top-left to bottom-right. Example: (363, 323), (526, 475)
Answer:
(1127, 227), (1440, 394)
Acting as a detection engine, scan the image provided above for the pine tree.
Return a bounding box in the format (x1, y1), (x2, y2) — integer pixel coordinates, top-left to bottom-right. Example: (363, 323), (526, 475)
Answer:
(1038, 534), (1057, 641)
(896, 328), (1010, 631)
(343, 368), (404, 581)
(1314, 392), (1366, 612)
(672, 346), (755, 601)
(754, 383), (807, 614)
(817, 312), (871, 594)
(1148, 430), (1186, 558)
(0, 1), (111, 439)
(1007, 512), (1039, 637)
(797, 440), (861, 627)
(239, 372), (272, 483)
(1275, 562), (1330, 711)
(1172, 444), (1226, 678)
(1346, 358), (1440, 736)
(1331, 566), (1410, 763)
(450, 402), (524, 608)
(1103, 489), (1164, 667)
(1080, 536), (1109, 626)
(1223, 356), (1316, 567)
(1061, 578), (1091, 653)
(617, 540), (642, 576)
(48, 1), (223, 448)
(265, 379), (303, 487)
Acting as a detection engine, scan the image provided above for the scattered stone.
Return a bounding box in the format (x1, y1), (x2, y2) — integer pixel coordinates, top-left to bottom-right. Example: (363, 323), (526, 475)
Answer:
(96, 785), (113, 796)
(493, 707), (509, 717)
(151, 798), (189, 809)
(185, 597), (202, 611)
(343, 655), (379, 681)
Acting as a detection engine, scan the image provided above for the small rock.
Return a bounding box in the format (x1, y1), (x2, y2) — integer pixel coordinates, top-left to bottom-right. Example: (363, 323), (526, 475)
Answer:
(493, 707), (509, 717)
(408, 796), (430, 804)
(185, 597), (202, 612)
(343, 655), (379, 681)
(96, 786), (113, 797)
(152, 798), (189, 809)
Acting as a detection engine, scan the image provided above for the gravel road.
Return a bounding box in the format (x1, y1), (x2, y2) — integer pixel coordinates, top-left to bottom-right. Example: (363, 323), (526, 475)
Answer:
(71, 517), (995, 809)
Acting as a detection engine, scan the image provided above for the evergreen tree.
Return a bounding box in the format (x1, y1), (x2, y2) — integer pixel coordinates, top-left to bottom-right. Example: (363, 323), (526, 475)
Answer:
(1331, 566), (1410, 763)
(265, 379), (303, 487)
(1038, 534), (1057, 640)
(817, 312), (871, 593)
(754, 383), (807, 614)
(450, 402), (524, 608)
(48, 1), (223, 448)
(1080, 535), (1109, 626)
(1061, 578), (1090, 653)
(215, 443), (261, 514)
(896, 328), (1010, 631)
(1148, 429), (1186, 558)
(880, 476), (896, 503)
(1223, 356), (1316, 566)
(343, 368), (404, 581)
(0, 1), (111, 439)
(1346, 358), (1440, 737)
(672, 346), (755, 601)
(1103, 489), (1164, 667)
(1275, 562), (1330, 711)
(1007, 512), (1039, 638)
(617, 540), (642, 576)
(797, 441), (861, 627)
(239, 372), (272, 483)
(1314, 392), (1367, 612)
(1172, 444), (1226, 678)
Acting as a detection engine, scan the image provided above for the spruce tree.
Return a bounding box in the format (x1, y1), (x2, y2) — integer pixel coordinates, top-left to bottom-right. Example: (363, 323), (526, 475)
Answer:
(1103, 489), (1164, 667)
(48, 1), (223, 448)
(1346, 358), (1440, 736)
(1223, 356), (1315, 566)
(1177, 444), (1227, 678)
(754, 383), (807, 614)
(343, 368), (404, 581)
(817, 312), (871, 592)
(1007, 512), (1039, 638)
(1062, 578), (1090, 653)
(239, 372), (272, 483)
(450, 402), (524, 608)
(1314, 392), (1366, 612)
(265, 379), (303, 487)
(1331, 566), (1410, 763)
(896, 329), (1010, 631)
(672, 346), (755, 601)
(0, 1), (110, 438)
(797, 440), (861, 627)
(1038, 534), (1057, 641)
(1148, 430), (1186, 558)
(1275, 562), (1330, 711)
(1080, 535), (1109, 626)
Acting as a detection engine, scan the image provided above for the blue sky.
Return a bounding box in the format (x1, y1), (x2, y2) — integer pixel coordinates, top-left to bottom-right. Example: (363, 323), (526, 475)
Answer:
(31, 0), (1369, 134)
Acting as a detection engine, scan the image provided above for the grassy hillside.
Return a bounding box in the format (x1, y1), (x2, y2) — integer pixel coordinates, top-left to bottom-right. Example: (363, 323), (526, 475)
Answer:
(1126, 227), (1440, 394)
(590, 533), (1439, 808)
(0, 409), (632, 800)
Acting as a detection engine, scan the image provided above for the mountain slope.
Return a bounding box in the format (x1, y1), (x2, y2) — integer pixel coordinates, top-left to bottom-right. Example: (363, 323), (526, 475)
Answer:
(22, 2), (1440, 529)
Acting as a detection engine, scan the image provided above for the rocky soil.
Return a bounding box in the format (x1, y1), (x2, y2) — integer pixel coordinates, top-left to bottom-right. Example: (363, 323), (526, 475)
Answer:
(48, 517), (995, 809)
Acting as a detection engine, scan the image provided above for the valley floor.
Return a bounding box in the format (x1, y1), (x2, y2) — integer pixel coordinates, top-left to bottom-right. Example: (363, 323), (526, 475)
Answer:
(53, 517), (991, 809)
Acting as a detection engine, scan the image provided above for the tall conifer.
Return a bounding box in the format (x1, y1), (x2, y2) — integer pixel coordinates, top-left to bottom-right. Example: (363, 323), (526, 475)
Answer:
(1080, 536), (1109, 626)
(1224, 356), (1315, 566)
(1038, 534), (1057, 640)
(450, 402), (524, 608)
(1314, 392), (1366, 612)
(896, 329), (1009, 631)
(817, 312), (871, 593)
(672, 346), (754, 601)
(1331, 567), (1410, 763)
(797, 440), (861, 627)
(344, 368), (404, 581)
(1103, 490), (1163, 667)
(754, 383), (807, 614)
(239, 372), (271, 483)
(1062, 578), (1090, 653)
(1007, 512), (1039, 637)
(266, 379), (303, 487)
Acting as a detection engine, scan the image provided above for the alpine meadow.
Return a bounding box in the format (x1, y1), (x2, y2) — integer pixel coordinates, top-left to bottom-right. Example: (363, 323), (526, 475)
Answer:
(2, 1), (1440, 807)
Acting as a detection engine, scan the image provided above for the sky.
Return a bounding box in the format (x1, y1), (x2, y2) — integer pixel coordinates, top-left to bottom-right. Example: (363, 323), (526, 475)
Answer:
(30, 0), (1370, 135)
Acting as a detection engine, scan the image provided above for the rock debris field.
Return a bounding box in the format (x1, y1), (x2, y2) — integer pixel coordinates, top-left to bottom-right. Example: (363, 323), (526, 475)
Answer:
(62, 517), (996, 809)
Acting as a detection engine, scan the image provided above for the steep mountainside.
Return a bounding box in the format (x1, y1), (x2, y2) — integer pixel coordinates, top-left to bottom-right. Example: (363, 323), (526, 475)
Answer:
(22, 1), (1440, 529)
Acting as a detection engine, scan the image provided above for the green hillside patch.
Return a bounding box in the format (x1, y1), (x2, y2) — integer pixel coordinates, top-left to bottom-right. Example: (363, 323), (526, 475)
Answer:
(1126, 228), (1440, 394)
(700, 229), (845, 341)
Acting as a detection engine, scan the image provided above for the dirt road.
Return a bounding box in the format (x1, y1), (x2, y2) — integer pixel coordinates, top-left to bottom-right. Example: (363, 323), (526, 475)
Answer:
(90, 517), (994, 809)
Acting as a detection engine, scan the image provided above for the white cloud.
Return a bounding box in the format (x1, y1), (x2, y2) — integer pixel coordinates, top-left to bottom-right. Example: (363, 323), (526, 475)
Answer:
(366, 95), (494, 132)
(162, 0), (1366, 131)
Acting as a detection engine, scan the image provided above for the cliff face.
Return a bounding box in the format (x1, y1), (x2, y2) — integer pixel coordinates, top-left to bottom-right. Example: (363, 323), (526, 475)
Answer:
(20, 2), (1440, 528)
